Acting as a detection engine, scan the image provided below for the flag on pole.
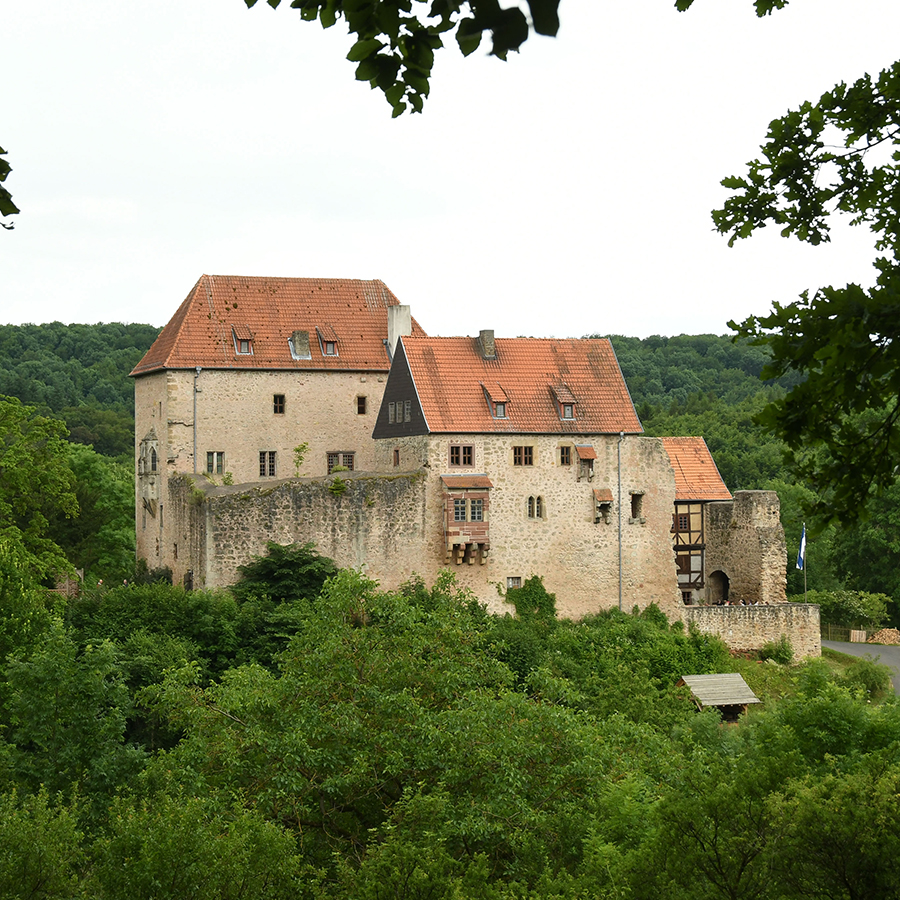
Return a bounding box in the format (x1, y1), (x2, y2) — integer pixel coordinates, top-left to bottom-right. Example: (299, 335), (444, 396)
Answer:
(796, 523), (806, 570)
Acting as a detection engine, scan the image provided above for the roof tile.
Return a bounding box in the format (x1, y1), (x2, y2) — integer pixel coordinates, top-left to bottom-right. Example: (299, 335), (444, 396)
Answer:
(402, 336), (642, 434)
(130, 275), (425, 376)
(660, 436), (732, 501)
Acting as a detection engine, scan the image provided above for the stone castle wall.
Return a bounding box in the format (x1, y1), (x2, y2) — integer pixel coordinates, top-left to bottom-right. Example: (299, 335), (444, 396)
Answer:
(683, 603), (821, 661)
(705, 491), (787, 605)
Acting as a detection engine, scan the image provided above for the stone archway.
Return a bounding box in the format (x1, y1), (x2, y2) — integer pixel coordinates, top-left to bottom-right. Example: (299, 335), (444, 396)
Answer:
(708, 570), (730, 605)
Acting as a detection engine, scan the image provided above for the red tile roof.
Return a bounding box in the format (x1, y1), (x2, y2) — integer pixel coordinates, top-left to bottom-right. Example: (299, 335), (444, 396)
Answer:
(401, 336), (642, 434)
(130, 275), (425, 376)
(660, 436), (732, 501)
(441, 475), (494, 490)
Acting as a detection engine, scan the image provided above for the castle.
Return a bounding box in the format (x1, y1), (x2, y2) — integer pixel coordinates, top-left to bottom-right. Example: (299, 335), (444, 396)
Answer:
(132, 275), (819, 656)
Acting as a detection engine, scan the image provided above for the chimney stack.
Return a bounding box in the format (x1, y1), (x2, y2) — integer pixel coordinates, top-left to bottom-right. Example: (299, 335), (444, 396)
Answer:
(479, 329), (496, 359)
(387, 305), (412, 355)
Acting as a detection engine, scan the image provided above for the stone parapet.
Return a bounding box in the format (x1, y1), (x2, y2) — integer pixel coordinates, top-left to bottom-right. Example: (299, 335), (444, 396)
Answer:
(682, 603), (821, 660)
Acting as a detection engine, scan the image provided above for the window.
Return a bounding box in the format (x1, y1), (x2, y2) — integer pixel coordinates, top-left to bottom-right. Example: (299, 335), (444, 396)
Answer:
(206, 451), (224, 475)
(507, 576), (522, 590)
(494, 401), (507, 418)
(450, 444), (474, 467)
(259, 451), (276, 477)
(393, 448), (400, 467)
(327, 452), (355, 474)
(388, 402), (396, 424)
(404, 399), (411, 422)
(273, 394), (285, 415)
(562, 403), (574, 419)
(238, 339), (251, 354)
(454, 498), (467, 521)
(513, 446), (534, 466)
(150, 448), (158, 472)
(232, 325), (253, 355)
(527, 496), (544, 519)
(324, 341), (336, 356)
(559, 446), (571, 466)
(677, 513), (689, 532)
(470, 498), (484, 521)
(631, 492), (644, 520)
(357, 396), (367, 415)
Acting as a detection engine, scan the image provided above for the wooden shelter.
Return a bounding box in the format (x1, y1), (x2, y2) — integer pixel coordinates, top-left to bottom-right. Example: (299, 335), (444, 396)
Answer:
(678, 673), (761, 723)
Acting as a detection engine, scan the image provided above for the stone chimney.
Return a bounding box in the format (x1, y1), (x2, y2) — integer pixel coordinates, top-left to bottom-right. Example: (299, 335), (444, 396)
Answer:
(478, 329), (496, 359)
(290, 330), (311, 359)
(387, 305), (412, 355)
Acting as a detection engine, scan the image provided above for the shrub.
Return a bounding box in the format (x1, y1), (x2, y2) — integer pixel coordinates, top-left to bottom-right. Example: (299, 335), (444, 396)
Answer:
(759, 634), (793, 664)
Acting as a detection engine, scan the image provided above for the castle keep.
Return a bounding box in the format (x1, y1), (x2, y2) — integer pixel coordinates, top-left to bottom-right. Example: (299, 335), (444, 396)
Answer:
(133, 275), (810, 651)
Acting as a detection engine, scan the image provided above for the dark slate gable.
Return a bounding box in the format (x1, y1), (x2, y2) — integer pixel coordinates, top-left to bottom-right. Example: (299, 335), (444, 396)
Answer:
(372, 339), (429, 439)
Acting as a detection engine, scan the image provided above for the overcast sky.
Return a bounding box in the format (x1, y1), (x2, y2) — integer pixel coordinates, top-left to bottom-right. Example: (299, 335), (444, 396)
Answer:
(3, 1), (897, 339)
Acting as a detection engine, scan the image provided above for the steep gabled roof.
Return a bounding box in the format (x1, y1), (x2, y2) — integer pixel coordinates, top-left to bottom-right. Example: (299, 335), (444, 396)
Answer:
(660, 436), (732, 501)
(396, 335), (642, 434)
(130, 275), (425, 376)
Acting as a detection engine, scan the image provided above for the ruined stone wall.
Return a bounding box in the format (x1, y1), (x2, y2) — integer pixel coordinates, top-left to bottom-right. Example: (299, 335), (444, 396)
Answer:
(683, 603), (821, 660)
(705, 491), (787, 605)
(174, 472), (429, 591)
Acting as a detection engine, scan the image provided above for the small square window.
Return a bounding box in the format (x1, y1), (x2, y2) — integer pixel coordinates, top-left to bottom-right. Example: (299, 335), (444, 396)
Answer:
(357, 396), (367, 415)
(470, 498), (484, 521)
(273, 394), (285, 415)
(494, 401), (506, 418)
(513, 446), (534, 466)
(238, 339), (251, 354)
(207, 451), (224, 475)
(507, 576), (522, 590)
(454, 498), (467, 522)
(559, 446), (571, 466)
(342, 452), (354, 472)
(562, 403), (574, 419)
(324, 341), (336, 356)
(450, 444), (474, 467)
(327, 452), (340, 474)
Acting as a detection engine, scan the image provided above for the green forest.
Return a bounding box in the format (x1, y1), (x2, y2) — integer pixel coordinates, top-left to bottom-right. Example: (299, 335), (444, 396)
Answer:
(3, 322), (900, 897)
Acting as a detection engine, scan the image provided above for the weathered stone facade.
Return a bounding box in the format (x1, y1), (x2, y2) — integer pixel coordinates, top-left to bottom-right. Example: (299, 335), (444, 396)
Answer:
(683, 603), (821, 661)
(135, 367), (388, 570)
(705, 491), (787, 606)
(167, 433), (683, 619)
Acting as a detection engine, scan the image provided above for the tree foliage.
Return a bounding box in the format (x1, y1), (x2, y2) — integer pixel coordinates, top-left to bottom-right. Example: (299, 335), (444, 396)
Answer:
(0, 146), (17, 230)
(0, 396), (77, 579)
(722, 62), (900, 523)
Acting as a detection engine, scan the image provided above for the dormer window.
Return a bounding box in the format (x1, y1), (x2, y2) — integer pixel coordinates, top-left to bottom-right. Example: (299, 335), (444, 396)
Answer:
(552, 384), (578, 420)
(289, 330), (312, 360)
(316, 326), (340, 357)
(232, 324), (253, 355)
(481, 382), (509, 419)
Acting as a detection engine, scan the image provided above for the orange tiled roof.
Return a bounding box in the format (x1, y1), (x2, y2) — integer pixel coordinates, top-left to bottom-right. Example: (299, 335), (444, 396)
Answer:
(660, 436), (732, 501)
(130, 275), (425, 376)
(401, 336), (642, 434)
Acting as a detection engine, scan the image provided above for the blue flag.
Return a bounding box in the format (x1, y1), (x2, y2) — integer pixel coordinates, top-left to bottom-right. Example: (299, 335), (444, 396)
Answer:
(796, 523), (806, 571)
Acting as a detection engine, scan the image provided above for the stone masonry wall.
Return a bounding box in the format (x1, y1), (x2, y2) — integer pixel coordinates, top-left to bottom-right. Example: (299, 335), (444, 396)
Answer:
(177, 471), (429, 590)
(683, 603), (821, 660)
(377, 433), (683, 618)
(135, 367), (391, 578)
(705, 491), (787, 605)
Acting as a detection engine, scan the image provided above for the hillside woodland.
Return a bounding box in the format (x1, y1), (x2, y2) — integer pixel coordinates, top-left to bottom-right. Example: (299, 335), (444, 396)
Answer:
(3, 324), (900, 896)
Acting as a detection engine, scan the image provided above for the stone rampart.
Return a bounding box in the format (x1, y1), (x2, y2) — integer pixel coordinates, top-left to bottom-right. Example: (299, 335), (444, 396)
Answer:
(682, 603), (820, 660)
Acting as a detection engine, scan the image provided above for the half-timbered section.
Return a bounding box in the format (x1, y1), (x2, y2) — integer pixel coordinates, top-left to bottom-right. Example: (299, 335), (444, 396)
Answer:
(660, 437), (732, 605)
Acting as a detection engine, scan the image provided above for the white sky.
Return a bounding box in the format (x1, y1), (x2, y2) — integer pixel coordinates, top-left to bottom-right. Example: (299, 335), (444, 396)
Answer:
(3, 0), (897, 339)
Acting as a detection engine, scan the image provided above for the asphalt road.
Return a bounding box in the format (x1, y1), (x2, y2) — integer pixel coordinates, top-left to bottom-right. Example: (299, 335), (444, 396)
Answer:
(822, 639), (900, 695)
